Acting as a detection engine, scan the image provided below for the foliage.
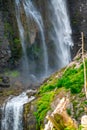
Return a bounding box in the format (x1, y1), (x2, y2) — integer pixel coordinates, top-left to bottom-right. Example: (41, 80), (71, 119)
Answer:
(39, 84), (56, 94)
(11, 38), (22, 60)
(34, 60), (87, 129)
(5, 70), (20, 77)
(64, 127), (75, 130)
(4, 22), (13, 37)
(14, 38), (20, 45)
(4, 22), (22, 63)
(56, 64), (84, 94)
(34, 91), (55, 126)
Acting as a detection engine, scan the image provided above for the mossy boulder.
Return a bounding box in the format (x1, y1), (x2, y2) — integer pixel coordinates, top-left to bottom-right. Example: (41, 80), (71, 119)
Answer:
(23, 54), (87, 130)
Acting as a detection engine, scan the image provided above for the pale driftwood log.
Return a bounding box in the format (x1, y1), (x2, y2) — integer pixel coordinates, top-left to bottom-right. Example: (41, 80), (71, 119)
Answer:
(81, 32), (87, 98)
(44, 97), (77, 130)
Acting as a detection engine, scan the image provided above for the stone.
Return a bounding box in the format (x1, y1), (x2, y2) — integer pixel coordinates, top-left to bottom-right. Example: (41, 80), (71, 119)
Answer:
(0, 76), (10, 88)
(68, 0), (87, 57)
(81, 115), (87, 130)
(2, 76), (10, 84)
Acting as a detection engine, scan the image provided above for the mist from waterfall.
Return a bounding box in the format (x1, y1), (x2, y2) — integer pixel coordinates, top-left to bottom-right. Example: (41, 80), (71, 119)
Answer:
(15, 0), (73, 79)
(15, 0), (29, 76)
(15, 0), (48, 79)
(0, 1), (74, 130)
(23, 0), (48, 76)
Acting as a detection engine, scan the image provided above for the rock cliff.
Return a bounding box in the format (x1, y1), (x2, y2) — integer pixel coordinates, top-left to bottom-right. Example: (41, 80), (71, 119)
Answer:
(68, 0), (87, 57)
(0, 0), (87, 71)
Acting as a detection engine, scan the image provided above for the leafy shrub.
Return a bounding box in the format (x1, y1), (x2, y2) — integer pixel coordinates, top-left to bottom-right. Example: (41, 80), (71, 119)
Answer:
(39, 84), (56, 94)
(56, 66), (84, 94)
(35, 91), (55, 125)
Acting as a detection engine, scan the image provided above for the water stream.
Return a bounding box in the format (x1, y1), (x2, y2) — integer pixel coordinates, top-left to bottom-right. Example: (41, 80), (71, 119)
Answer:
(50, 0), (73, 69)
(1, 90), (35, 130)
(0, 0), (74, 130)
(15, 0), (48, 77)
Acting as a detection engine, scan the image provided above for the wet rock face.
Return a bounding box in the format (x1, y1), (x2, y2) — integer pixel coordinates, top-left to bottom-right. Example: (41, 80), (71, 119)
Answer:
(0, 47), (11, 71)
(0, 107), (1, 129)
(68, 0), (87, 57)
(0, 10), (11, 71)
(81, 115), (87, 130)
(0, 76), (10, 88)
(0, 0), (87, 71)
(0, 2), (10, 70)
(0, 0), (21, 71)
(23, 98), (37, 130)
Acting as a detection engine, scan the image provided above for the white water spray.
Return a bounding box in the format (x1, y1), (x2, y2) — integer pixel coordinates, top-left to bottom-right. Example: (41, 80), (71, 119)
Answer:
(15, 0), (48, 76)
(15, 0), (29, 75)
(1, 90), (35, 130)
(50, 0), (73, 68)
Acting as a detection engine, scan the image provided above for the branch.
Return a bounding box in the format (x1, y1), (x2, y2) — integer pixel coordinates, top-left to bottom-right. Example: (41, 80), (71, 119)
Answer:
(81, 32), (87, 98)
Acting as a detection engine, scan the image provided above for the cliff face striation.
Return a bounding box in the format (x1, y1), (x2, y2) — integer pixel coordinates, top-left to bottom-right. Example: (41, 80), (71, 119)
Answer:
(0, 0), (21, 71)
(68, 0), (87, 57)
(23, 52), (87, 130)
(0, 1), (11, 71)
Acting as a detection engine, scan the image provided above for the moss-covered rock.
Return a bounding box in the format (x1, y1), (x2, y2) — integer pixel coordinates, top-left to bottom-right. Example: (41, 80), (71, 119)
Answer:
(23, 54), (87, 130)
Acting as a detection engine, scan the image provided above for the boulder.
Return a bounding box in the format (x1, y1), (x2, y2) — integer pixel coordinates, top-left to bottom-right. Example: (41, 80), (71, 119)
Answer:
(0, 76), (10, 88)
(81, 115), (87, 130)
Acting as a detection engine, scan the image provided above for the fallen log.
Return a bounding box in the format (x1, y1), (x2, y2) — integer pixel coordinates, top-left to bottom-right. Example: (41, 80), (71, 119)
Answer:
(44, 97), (78, 130)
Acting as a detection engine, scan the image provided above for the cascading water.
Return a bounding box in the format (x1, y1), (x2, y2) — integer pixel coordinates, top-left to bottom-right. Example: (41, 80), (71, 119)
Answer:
(0, 1), (74, 130)
(15, 0), (48, 77)
(23, 0), (48, 76)
(1, 90), (35, 130)
(49, 0), (73, 69)
(15, 0), (73, 78)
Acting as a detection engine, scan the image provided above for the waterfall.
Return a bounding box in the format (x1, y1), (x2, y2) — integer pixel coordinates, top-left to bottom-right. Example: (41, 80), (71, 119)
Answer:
(0, 1), (74, 130)
(1, 90), (35, 130)
(15, 0), (29, 75)
(50, 0), (73, 69)
(15, 0), (48, 77)
(15, 0), (73, 78)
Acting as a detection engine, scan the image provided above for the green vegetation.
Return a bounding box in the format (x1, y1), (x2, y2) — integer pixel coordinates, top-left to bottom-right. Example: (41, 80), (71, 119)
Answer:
(11, 37), (22, 62)
(56, 64), (84, 94)
(34, 60), (87, 129)
(4, 22), (22, 63)
(0, 77), (2, 82)
(4, 22), (13, 37)
(35, 91), (55, 127)
(5, 70), (20, 77)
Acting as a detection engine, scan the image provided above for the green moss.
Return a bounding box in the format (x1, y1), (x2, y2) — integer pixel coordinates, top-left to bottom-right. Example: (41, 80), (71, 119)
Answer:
(3, 90), (14, 96)
(39, 84), (56, 94)
(67, 108), (72, 116)
(64, 127), (75, 130)
(4, 22), (22, 63)
(5, 70), (20, 77)
(11, 37), (22, 61)
(4, 22), (13, 37)
(34, 59), (87, 129)
(24, 103), (31, 115)
(79, 93), (85, 98)
(0, 78), (2, 82)
(35, 91), (55, 126)
(56, 64), (84, 94)
(14, 38), (20, 45)
(84, 101), (87, 105)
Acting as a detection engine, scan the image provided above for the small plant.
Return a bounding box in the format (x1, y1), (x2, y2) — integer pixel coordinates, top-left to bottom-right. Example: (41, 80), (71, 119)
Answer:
(78, 125), (83, 130)
(34, 91), (55, 126)
(14, 38), (20, 45)
(5, 70), (20, 77)
(4, 22), (13, 37)
(56, 65), (84, 94)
